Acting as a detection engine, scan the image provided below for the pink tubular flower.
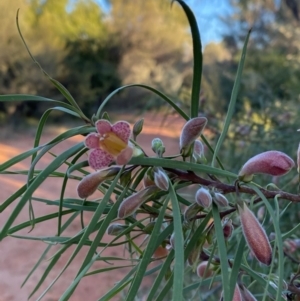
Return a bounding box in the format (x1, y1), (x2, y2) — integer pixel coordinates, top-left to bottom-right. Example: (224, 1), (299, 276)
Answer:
(77, 167), (120, 199)
(118, 186), (159, 219)
(85, 119), (133, 170)
(238, 203), (272, 265)
(238, 150), (295, 182)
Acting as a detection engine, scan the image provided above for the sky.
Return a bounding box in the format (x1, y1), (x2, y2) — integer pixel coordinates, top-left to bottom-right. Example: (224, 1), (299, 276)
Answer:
(95, 0), (233, 46)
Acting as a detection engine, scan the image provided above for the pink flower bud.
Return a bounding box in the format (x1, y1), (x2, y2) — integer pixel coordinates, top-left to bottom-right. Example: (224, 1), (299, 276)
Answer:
(180, 117), (207, 155)
(233, 284), (243, 301)
(77, 167), (120, 199)
(220, 285), (243, 301)
(154, 168), (169, 191)
(153, 245), (168, 258)
(195, 187), (212, 208)
(222, 219), (234, 239)
(238, 203), (272, 265)
(118, 186), (159, 219)
(213, 193), (229, 207)
(193, 140), (204, 157)
(238, 150), (295, 182)
(196, 261), (213, 278)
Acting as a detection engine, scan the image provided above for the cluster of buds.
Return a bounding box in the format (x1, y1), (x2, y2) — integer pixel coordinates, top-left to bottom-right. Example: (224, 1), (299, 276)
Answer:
(77, 115), (300, 300)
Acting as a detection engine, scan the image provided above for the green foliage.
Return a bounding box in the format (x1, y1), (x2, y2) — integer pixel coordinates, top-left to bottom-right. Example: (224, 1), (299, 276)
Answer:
(1, 1), (300, 301)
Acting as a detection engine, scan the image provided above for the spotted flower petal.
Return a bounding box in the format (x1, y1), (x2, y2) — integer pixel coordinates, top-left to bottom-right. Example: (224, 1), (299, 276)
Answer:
(95, 119), (112, 135)
(88, 148), (114, 170)
(85, 133), (100, 149)
(112, 121), (131, 142)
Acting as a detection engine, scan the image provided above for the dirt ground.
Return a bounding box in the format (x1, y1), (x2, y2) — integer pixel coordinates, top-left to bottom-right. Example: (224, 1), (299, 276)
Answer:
(0, 113), (186, 301)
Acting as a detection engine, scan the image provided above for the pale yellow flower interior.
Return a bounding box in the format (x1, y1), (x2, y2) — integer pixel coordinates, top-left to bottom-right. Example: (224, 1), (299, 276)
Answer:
(99, 132), (127, 156)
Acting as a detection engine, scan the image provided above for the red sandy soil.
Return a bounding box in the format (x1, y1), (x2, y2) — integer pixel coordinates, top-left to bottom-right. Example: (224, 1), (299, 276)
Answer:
(0, 113), (186, 301)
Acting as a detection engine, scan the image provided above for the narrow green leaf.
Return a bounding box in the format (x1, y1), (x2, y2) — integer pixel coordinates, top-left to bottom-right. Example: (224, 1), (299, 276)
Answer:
(98, 266), (139, 301)
(212, 203), (230, 301)
(229, 236), (246, 298)
(0, 182), (29, 213)
(155, 212), (212, 300)
(0, 146), (43, 172)
(174, 0), (202, 118)
(36, 169), (123, 301)
(0, 142), (84, 240)
(124, 197), (169, 301)
(168, 184), (184, 301)
(146, 250), (175, 301)
(96, 84), (189, 120)
(130, 156), (237, 178)
(16, 10), (89, 122)
(211, 30), (251, 167)
(7, 210), (75, 235)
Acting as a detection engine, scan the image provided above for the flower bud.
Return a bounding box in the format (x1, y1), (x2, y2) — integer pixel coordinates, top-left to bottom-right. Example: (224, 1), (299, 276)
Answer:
(187, 244), (201, 267)
(233, 284), (243, 301)
(257, 206), (265, 221)
(220, 285), (242, 301)
(222, 219), (233, 239)
(143, 169), (155, 188)
(143, 221), (156, 234)
(238, 150), (295, 182)
(238, 203), (272, 265)
(195, 187), (212, 208)
(153, 245), (168, 258)
(193, 140), (206, 163)
(184, 202), (201, 221)
(133, 118), (144, 140)
(77, 167), (120, 199)
(154, 168), (169, 191)
(118, 186), (159, 219)
(107, 223), (127, 236)
(213, 193), (229, 208)
(151, 138), (165, 157)
(180, 117), (207, 156)
(196, 261), (213, 278)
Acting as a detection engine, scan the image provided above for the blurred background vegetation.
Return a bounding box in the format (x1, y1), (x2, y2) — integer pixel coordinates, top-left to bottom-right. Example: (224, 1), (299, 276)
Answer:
(1, 0), (300, 177)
